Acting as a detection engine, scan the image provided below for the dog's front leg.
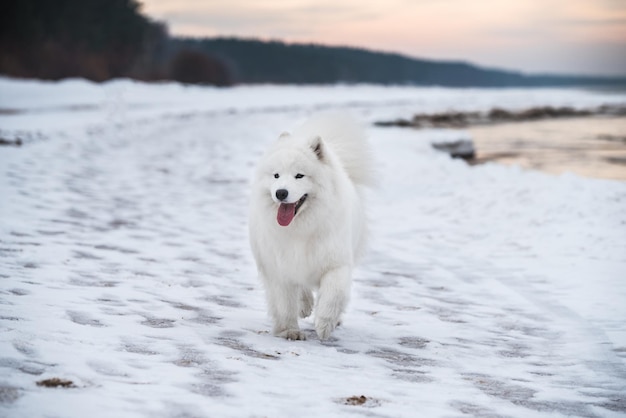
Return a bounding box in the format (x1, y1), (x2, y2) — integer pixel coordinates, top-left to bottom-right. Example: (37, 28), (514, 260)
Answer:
(299, 287), (314, 318)
(315, 266), (351, 340)
(265, 280), (306, 340)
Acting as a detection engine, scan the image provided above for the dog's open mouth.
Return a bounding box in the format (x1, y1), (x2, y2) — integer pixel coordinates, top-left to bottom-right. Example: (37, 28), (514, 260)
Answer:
(277, 194), (308, 227)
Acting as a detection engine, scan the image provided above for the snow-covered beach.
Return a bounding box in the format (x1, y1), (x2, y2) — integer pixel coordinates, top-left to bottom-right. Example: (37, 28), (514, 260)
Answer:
(1, 78), (625, 417)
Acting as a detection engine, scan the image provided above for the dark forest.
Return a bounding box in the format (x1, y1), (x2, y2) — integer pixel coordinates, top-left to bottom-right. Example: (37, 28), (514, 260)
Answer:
(1, 0), (625, 87)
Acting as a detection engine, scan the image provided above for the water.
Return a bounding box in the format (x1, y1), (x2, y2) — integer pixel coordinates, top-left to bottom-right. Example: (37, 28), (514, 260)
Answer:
(468, 116), (626, 181)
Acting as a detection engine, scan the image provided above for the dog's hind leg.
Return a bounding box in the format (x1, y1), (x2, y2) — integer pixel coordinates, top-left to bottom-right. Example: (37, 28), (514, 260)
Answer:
(265, 280), (306, 340)
(299, 288), (314, 318)
(315, 266), (351, 340)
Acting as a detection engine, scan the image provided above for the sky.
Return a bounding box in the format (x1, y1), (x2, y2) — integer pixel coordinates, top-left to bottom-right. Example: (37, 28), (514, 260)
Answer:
(140, 0), (626, 77)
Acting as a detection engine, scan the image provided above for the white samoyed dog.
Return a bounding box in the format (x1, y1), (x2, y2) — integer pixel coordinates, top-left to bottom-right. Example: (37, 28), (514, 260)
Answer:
(249, 113), (373, 340)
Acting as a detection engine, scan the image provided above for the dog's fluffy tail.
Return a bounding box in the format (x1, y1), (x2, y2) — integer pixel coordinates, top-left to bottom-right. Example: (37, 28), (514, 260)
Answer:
(294, 112), (375, 187)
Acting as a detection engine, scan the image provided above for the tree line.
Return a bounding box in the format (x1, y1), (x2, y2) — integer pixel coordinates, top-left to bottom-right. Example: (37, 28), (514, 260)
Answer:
(175, 37), (626, 87)
(1, 1), (624, 87)
(0, 0), (232, 85)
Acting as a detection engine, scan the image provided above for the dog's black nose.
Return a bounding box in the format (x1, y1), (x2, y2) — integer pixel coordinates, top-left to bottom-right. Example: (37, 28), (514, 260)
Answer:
(275, 189), (288, 201)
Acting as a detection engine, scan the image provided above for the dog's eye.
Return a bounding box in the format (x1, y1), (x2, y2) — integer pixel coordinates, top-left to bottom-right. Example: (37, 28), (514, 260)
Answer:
(274, 173), (280, 179)
(295, 173), (305, 179)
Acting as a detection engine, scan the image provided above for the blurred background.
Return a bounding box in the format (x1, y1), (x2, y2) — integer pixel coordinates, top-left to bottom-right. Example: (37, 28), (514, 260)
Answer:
(1, 0), (625, 86)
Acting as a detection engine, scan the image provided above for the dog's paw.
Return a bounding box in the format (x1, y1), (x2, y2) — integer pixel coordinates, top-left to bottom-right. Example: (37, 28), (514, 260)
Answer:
(315, 317), (337, 340)
(276, 328), (307, 341)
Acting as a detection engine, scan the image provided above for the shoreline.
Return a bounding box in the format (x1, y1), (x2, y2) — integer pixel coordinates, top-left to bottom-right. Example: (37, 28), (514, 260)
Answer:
(375, 106), (626, 182)
(467, 115), (626, 181)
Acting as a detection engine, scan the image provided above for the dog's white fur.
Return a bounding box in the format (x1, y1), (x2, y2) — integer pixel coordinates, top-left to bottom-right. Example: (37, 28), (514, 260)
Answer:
(249, 113), (373, 340)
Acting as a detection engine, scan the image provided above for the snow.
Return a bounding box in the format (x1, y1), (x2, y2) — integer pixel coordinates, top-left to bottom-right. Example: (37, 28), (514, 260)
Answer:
(1, 77), (625, 417)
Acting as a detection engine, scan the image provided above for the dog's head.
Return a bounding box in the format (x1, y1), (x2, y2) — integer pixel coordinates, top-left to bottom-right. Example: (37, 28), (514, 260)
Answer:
(258, 132), (326, 227)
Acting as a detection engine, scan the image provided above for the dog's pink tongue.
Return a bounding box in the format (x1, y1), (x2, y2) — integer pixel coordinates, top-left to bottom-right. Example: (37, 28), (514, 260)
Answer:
(277, 203), (296, 226)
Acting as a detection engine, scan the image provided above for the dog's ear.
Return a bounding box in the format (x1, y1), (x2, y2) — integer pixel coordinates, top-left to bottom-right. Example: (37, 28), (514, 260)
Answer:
(279, 131), (291, 140)
(310, 136), (324, 161)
